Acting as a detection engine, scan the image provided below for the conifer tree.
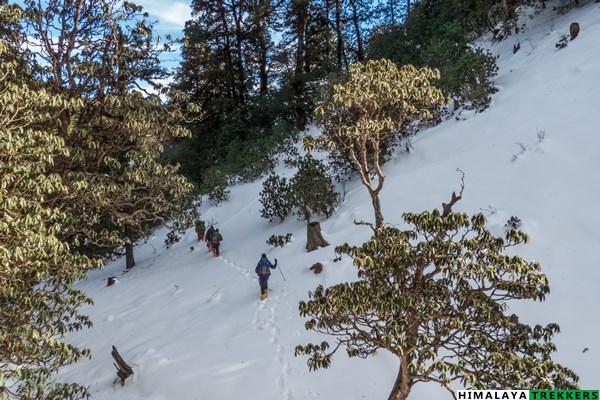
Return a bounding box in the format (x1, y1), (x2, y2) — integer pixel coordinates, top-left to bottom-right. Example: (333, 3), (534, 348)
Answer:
(259, 156), (337, 251)
(260, 174), (293, 222)
(305, 59), (447, 228)
(295, 194), (579, 400)
(290, 155), (338, 224)
(0, 10), (100, 397)
(290, 156), (338, 252)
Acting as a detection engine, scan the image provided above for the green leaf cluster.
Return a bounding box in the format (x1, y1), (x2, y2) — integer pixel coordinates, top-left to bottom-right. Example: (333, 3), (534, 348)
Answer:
(0, 28), (99, 399)
(12, 0), (201, 264)
(296, 208), (578, 395)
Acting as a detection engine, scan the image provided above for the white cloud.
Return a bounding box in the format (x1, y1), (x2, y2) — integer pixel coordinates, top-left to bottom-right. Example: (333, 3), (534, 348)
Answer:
(139, 1), (191, 28)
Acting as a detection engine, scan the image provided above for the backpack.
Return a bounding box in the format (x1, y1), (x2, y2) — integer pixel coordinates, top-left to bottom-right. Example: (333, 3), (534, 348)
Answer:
(258, 259), (270, 275)
(211, 231), (220, 244)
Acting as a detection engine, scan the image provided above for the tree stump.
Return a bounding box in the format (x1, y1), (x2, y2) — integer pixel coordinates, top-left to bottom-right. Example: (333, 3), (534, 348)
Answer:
(107, 276), (116, 286)
(306, 222), (329, 252)
(111, 345), (133, 385)
(309, 262), (323, 274)
(570, 22), (580, 40)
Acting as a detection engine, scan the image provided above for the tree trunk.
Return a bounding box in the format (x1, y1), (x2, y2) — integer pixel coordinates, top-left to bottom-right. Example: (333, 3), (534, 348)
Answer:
(231, 2), (247, 106)
(387, 358), (412, 400)
(259, 37), (268, 95)
(350, 0), (364, 62)
(369, 190), (384, 229)
(125, 242), (135, 269)
(216, 0), (237, 103)
(293, 0), (308, 130)
(306, 222), (329, 252)
(257, 0), (270, 95)
(334, 0), (344, 69)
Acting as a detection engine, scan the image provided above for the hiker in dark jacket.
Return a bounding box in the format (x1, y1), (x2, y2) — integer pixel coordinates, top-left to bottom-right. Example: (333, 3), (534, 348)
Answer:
(255, 253), (277, 296)
(210, 228), (223, 256)
(205, 225), (215, 250)
(195, 220), (206, 241)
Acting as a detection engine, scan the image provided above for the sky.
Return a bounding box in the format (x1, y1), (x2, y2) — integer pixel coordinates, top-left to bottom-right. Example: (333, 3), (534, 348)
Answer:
(138, 0), (191, 29)
(135, 0), (191, 77)
(51, 0), (600, 399)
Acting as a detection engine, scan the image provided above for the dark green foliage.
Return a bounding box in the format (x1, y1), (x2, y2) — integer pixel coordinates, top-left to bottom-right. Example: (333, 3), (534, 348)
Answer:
(266, 233), (293, 248)
(260, 175), (293, 222)
(165, 231), (182, 248)
(295, 205), (578, 399)
(170, 99), (296, 198)
(290, 156), (338, 222)
(201, 166), (231, 204)
(505, 215), (522, 229)
(367, 0), (505, 110)
(223, 128), (279, 184)
(555, 34), (569, 49)
(259, 156), (338, 224)
(171, 0), (299, 191)
(193, 118), (295, 203)
(441, 48), (498, 109)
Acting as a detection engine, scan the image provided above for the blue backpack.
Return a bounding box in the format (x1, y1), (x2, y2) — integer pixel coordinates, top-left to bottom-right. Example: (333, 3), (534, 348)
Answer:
(259, 259), (270, 275)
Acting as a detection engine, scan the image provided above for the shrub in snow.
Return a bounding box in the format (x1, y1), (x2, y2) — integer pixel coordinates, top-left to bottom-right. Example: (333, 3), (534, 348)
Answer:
(537, 128), (546, 143)
(505, 215), (522, 229)
(266, 233), (293, 247)
(556, 34), (569, 49)
(260, 174), (293, 222)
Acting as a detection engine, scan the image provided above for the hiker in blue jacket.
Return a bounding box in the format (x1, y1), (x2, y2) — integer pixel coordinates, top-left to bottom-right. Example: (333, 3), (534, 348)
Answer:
(255, 253), (277, 297)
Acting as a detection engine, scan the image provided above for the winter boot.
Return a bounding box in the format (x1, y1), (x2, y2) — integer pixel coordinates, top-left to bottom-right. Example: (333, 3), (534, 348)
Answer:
(260, 289), (268, 300)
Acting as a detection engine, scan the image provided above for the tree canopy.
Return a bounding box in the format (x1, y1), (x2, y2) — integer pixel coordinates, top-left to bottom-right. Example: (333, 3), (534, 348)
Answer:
(1, 0), (200, 396)
(0, 14), (99, 397)
(296, 196), (578, 400)
(306, 58), (447, 228)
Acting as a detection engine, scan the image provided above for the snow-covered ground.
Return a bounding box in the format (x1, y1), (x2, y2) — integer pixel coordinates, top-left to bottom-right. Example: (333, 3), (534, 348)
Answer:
(56, 1), (600, 398)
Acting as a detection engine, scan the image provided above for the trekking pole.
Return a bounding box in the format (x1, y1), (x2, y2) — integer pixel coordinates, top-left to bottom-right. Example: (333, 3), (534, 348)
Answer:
(276, 259), (286, 281)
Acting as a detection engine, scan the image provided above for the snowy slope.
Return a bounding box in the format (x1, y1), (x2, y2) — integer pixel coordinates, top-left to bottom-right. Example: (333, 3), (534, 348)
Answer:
(56, 1), (600, 398)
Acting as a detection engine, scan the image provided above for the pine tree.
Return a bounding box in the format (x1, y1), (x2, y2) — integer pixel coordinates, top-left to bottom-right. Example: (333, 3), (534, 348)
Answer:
(290, 156), (338, 223)
(295, 194), (579, 400)
(290, 156), (338, 252)
(0, 9), (100, 397)
(260, 174), (293, 222)
(306, 59), (447, 229)
(258, 156), (337, 251)
(173, 0), (279, 184)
